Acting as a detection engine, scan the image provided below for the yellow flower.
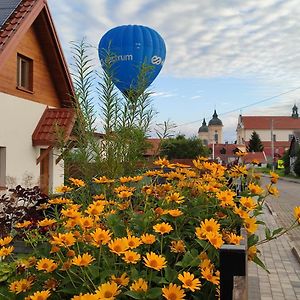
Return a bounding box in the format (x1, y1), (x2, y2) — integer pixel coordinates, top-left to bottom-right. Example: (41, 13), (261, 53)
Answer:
(165, 192), (185, 204)
(216, 190), (236, 207)
(131, 175), (143, 182)
(227, 233), (243, 245)
(153, 157), (171, 167)
(96, 281), (121, 299)
(69, 177), (85, 187)
(270, 171), (279, 183)
(0, 245), (14, 257)
(29, 290), (51, 300)
(51, 232), (76, 247)
(93, 176), (115, 184)
(244, 217), (258, 234)
(170, 240), (186, 253)
(48, 197), (72, 204)
(119, 176), (132, 183)
(233, 206), (250, 219)
(143, 252), (167, 271)
(178, 271), (201, 292)
(38, 218), (57, 227)
(266, 184), (279, 196)
(122, 250), (141, 264)
(294, 206), (300, 222)
(162, 283), (186, 300)
(248, 183), (264, 195)
(236, 151), (247, 157)
(239, 197), (257, 211)
(201, 267), (220, 285)
(153, 222), (173, 235)
(9, 278), (33, 294)
(72, 253), (95, 267)
(206, 232), (224, 249)
(78, 216), (94, 229)
(55, 185), (73, 193)
(126, 235), (142, 249)
(111, 273), (129, 286)
(247, 245), (257, 261)
(117, 190), (133, 198)
(130, 278), (148, 292)
(167, 209), (183, 217)
(141, 233), (156, 244)
(15, 220), (32, 228)
(108, 238), (129, 255)
(196, 218), (220, 239)
(86, 203), (105, 216)
(36, 258), (58, 273)
(90, 228), (112, 247)
(0, 236), (13, 246)
(61, 208), (82, 219)
(71, 293), (98, 300)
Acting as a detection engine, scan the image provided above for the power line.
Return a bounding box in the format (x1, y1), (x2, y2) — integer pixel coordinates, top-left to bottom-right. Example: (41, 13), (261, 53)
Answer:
(175, 86), (300, 128)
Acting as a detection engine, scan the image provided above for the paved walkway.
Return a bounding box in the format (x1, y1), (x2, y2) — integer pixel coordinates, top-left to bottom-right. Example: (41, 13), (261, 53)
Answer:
(248, 175), (300, 300)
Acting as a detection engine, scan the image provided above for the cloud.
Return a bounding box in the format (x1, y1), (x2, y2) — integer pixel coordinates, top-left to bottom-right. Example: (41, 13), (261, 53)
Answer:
(48, 0), (300, 87)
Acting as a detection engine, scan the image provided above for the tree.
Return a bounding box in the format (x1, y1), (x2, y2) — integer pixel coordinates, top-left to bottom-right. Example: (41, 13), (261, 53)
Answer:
(160, 135), (209, 159)
(247, 131), (264, 152)
(294, 150), (300, 177)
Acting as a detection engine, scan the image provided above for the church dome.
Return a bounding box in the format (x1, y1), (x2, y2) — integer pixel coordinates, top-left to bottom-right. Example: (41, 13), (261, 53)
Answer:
(198, 118), (208, 132)
(208, 110), (223, 126)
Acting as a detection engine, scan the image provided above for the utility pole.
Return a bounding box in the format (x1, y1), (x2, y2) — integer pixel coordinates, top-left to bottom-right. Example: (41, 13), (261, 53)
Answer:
(271, 119), (275, 171)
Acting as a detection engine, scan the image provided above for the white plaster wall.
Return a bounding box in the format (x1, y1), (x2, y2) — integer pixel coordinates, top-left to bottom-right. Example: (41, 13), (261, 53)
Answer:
(0, 93), (64, 191)
(244, 129), (293, 141)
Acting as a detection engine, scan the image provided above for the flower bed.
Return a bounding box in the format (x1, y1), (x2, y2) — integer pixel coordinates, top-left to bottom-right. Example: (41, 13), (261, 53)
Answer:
(0, 157), (299, 300)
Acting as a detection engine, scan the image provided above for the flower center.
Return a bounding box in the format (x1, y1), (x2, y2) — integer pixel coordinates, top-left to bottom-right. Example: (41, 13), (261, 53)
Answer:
(168, 293), (177, 300)
(150, 260), (158, 267)
(104, 291), (113, 298)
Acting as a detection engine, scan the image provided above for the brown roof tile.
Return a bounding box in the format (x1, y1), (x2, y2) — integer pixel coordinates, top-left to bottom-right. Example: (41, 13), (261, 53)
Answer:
(32, 107), (76, 146)
(0, 0), (37, 51)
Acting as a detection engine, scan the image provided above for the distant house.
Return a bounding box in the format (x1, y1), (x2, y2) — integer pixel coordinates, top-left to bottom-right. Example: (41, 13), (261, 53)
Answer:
(0, 0), (75, 193)
(208, 143), (246, 164)
(236, 105), (300, 160)
(243, 152), (268, 167)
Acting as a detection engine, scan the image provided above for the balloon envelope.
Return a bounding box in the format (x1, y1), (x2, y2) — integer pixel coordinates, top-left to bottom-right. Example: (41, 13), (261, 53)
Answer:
(98, 25), (166, 96)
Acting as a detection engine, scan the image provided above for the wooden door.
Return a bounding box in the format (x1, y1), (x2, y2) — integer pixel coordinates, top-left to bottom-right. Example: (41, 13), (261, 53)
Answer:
(40, 149), (49, 194)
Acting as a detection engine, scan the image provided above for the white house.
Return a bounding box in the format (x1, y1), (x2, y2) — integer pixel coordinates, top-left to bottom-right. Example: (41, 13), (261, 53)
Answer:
(236, 105), (300, 160)
(0, 0), (75, 193)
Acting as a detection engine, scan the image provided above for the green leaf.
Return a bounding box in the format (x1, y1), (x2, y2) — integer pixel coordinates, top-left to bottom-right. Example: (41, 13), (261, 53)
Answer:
(265, 227), (271, 240)
(165, 267), (178, 282)
(147, 287), (162, 299)
(247, 234), (259, 247)
(123, 291), (143, 299)
(253, 256), (270, 273)
(272, 227), (284, 236)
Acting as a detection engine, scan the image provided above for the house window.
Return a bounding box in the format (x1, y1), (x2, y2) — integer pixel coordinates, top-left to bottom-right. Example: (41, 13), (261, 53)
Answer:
(273, 134), (276, 142)
(17, 54), (33, 91)
(0, 147), (6, 187)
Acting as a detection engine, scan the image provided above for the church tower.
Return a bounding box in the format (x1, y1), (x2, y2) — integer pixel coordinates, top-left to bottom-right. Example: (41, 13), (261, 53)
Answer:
(198, 118), (209, 146)
(292, 104), (299, 118)
(208, 110), (223, 144)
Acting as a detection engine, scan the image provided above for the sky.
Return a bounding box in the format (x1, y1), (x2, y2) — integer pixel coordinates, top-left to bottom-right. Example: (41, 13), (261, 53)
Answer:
(47, 0), (300, 142)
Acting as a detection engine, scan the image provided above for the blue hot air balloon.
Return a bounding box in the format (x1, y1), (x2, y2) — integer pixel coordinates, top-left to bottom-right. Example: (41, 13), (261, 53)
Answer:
(98, 25), (166, 97)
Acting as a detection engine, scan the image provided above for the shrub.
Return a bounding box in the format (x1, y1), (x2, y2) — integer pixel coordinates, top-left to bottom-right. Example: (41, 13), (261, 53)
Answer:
(0, 158), (299, 299)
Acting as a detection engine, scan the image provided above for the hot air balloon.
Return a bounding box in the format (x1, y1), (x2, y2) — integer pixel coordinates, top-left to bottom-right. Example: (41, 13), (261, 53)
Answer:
(98, 25), (166, 98)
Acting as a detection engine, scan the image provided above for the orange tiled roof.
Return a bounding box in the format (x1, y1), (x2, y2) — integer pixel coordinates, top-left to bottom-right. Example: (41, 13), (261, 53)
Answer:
(32, 107), (76, 146)
(0, 0), (38, 51)
(243, 152), (267, 164)
(241, 116), (300, 130)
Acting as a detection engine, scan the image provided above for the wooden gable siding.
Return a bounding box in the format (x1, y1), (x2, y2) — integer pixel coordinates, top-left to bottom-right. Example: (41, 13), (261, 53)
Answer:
(0, 21), (61, 107)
